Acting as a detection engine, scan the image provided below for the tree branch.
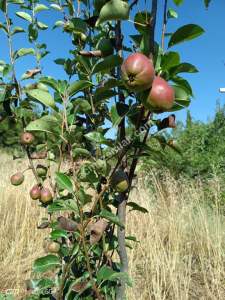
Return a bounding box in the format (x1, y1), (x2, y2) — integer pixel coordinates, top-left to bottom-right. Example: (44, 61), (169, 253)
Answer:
(114, 20), (129, 300)
(149, 0), (158, 58)
(161, 0), (168, 51)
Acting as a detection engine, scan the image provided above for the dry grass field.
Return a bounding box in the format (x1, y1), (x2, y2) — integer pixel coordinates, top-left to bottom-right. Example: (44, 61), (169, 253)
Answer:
(0, 153), (225, 299)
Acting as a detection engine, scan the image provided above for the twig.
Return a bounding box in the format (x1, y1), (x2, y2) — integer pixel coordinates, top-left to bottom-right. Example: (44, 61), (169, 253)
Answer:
(149, 0), (158, 58)
(78, 50), (102, 57)
(161, 0), (168, 51)
(114, 20), (128, 300)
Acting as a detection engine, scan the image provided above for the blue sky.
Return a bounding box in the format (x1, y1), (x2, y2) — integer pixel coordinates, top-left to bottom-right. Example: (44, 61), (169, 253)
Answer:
(0, 0), (225, 123)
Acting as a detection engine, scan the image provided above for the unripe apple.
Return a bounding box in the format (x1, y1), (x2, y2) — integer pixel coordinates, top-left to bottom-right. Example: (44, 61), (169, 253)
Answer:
(36, 164), (47, 178)
(143, 76), (175, 112)
(30, 185), (41, 200)
(111, 170), (129, 193)
(47, 241), (60, 253)
(40, 187), (53, 204)
(121, 53), (155, 92)
(10, 172), (24, 186)
(20, 132), (34, 145)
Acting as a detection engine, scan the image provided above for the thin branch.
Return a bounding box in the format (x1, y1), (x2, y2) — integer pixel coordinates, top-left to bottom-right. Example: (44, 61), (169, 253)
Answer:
(78, 50), (102, 57)
(115, 20), (128, 300)
(149, 0), (158, 58)
(161, 0), (168, 51)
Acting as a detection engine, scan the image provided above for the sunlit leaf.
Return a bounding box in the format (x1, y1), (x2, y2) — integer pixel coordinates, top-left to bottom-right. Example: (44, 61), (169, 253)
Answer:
(168, 24), (205, 48)
(16, 11), (32, 22)
(33, 255), (60, 273)
(26, 89), (56, 109)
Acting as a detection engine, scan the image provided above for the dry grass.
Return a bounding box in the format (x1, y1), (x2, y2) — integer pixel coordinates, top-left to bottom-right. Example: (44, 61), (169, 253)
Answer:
(0, 153), (225, 299)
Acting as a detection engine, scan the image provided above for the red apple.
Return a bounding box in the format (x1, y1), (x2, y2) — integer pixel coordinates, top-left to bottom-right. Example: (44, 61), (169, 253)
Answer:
(10, 172), (24, 186)
(30, 185), (41, 200)
(121, 53), (155, 92)
(143, 76), (175, 111)
(20, 132), (34, 145)
(40, 187), (53, 204)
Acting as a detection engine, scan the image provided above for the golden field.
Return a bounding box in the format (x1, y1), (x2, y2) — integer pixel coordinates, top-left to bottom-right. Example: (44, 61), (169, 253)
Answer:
(0, 153), (225, 299)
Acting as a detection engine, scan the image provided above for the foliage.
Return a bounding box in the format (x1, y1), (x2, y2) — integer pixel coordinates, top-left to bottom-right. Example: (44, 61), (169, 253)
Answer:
(142, 104), (225, 179)
(0, 0), (205, 299)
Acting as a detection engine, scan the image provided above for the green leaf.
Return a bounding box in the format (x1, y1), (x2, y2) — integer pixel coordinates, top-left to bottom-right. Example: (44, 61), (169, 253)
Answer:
(110, 105), (123, 127)
(67, 80), (92, 97)
(93, 89), (117, 103)
(100, 209), (125, 228)
(48, 199), (78, 213)
(77, 187), (92, 205)
(0, 86), (6, 102)
(170, 62), (198, 75)
(33, 255), (60, 273)
(127, 202), (148, 213)
(14, 48), (35, 59)
(173, 0), (183, 5)
(134, 11), (151, 34)
(34, 4), (49, 13)
(53, 20), (64, 29)
(97, 266), (116, 282)
(39, 76), (59, 91)
(97, 266), (132, 286)
(72, 148), (92, 159)
(78, 164), (98, 184)
(16, 11), (32, 22)
(50, 3), (62, 11)
(73, 98), (91, 113)
(168, 24), (205, 48)
(24, 278), (54, 293)
(167, 8), (178, 19)
(12, 26), (25, 35)
(0, 22), (8, 34)
(51, 229), (68, 239)
(169, 85), (191, 111)
(171, 76), (193, 96)
(64, 18), (87, 34)
(55, 172), (73, 193)
(92, 55), (123, 75)
(26, 89), (56, 109)
(37, 21), (48, 30)
(96, 0), (130, 26)
(26, 115), (59, 134)
(161, 51), (180, 71)
(0, 0), (6, 12)
(85, 131), (112, 146)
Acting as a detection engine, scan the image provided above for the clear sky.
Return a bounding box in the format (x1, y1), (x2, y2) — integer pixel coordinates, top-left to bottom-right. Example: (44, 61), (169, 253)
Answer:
(0, 0), (225, 123)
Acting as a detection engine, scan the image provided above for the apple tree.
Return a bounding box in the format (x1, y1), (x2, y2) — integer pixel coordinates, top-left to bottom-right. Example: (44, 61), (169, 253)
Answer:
(0, 0), (207, 299)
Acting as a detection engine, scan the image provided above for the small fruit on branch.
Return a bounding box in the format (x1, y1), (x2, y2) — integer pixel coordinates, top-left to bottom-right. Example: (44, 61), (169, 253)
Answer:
(121, 52), (155, 92)
(30, 185), (41, 200)
(111, 169), (129, 193)
(40, 187), (53, 204)
(47, 241), (60, 253)
(20, 132), (34, 146)
(143, 76), (175, 112)
(10, 172), (24, 186)
(36, 164), (48, 178)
